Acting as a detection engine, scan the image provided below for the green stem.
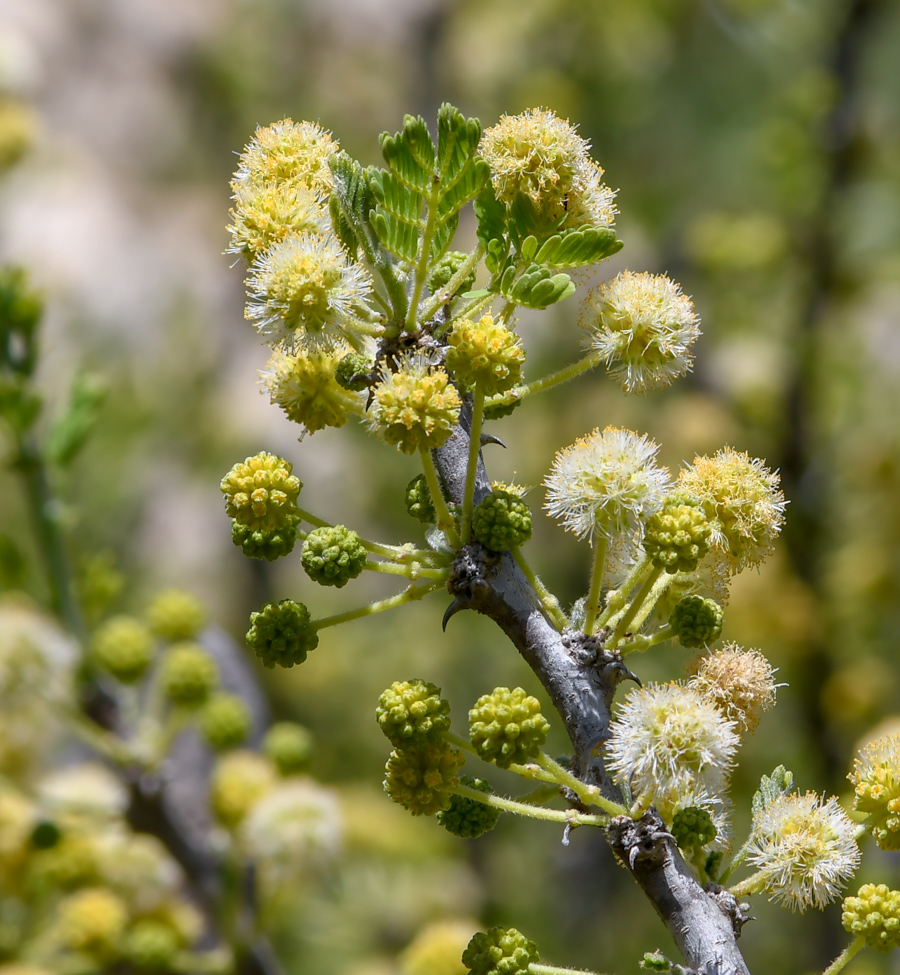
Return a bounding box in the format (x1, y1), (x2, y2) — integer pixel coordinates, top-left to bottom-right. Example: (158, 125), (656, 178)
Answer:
(460, 386), (485, 545)
(821, 939), (866, 975)
(420, 245), (484, 323)
(595, 556), (652, 630)
(450, 290), (496, 327)
(14, 438), (86, 642)
(627, 571), (674, 636)
(295, 507), (445, 565)
(536, 752), (629, 816)
(365, 560), (449, 581)
(618, 624), (674, 656)
(419, 447), (461, 548)
(443, 731), (479, 756)
(405, 182), (442, 333)
(498, 300), (517, 324)
(451, 783), (607, 828)
(485, 352), (602, 411)
(530, 964), (611, 975)
(313, 579), (445, 630)
(583, 535), (609, 635)
(608, 564), (664, 647)
(511, 546), (567, 630)
(728, 870), (768, 901)
(374, 258), (409, 329)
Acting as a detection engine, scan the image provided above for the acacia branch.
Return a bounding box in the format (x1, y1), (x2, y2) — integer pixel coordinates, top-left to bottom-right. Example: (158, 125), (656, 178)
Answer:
(434, 412), (752, 975)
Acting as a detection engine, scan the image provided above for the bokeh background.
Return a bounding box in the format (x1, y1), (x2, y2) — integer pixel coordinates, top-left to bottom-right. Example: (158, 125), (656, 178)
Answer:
(1, 0), (900, 972)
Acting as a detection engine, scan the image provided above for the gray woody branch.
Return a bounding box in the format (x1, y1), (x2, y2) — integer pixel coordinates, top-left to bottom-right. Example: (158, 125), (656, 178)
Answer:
(434, 413), (751, 975)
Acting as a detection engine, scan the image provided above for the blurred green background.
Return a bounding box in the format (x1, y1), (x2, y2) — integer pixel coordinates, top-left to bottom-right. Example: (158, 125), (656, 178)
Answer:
(1, 0), (900, 972)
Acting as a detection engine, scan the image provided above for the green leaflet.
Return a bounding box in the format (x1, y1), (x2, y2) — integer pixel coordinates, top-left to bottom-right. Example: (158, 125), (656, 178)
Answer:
(498, 263), (576, 310)
(474, 185), (509, 274)
(532, 227), (623, 268)
(751, 765), (795, 818)
(329, 152), (379, 262)
(369, 104), (488, 267)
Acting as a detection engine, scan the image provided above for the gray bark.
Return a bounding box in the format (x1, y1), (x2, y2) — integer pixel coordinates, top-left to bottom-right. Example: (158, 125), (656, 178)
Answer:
(434, 414), (752, 975)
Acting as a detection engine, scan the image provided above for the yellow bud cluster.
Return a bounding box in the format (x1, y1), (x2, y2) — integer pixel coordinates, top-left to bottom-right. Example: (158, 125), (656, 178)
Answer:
(445, 315), (525, 396)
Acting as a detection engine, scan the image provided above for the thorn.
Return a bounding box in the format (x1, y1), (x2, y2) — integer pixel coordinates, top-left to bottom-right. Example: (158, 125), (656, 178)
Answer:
(442, 599), (464, 631)
(480, 433), (506, 448)
(621, 665), (642, 687)
(562, 823), (573, 846)
(629, 845), (640, 870)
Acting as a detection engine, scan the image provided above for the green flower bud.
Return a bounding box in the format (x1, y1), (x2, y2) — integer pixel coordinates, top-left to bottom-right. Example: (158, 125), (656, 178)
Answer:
(220, 452), (302, 531)
(160, 643), (218, 706)
(437, 775), (500, 839)
(472, 491), (532, 552)
(405, 474), (437, 525)
(231, 521), (299, 562)
(462, 927), (539, 975)
(335, 351), (374, 392)
(469, 687), (550, 769)
(376, 679), (451, 747)
(426, 251), (477, 297)
(642, 493), (711, 574)
(842, 884), (900, 952)
(263, 722), (314, 775)
(669, 596), (724, 649)
(383, 742), (464, 816)
(122, 920), (180, 972)
(446, 315), (525, 396)
(301, 525), (367, 588)
(199, 692), (252, 750)
(670, 806), (717, 851)
(91, 615), (154, 684)
(246, 599), (318, 668)
(210, 750), (276, 828)
(145, 590), (207, 642)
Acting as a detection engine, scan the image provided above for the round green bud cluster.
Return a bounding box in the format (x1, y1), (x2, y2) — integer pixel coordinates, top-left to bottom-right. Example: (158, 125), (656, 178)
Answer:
(483, 394), (521, 421)
(199, 692), (252, 750)
(437, 776), (500, 839)
(92, 615), (154, 684)
(122, 920), (180, 972)
(405, 474), (437, 525)
(842, 884), (900, 952)
(263, 722), (313, 775)
(446, 315), (525, 396)
(468, 687), (550, 769)
(642, 493), (711, 573)
(462, 926), (539, 975)
(301, 525), (367, 588)
(334, 351), (374, 392)
(220, 452), (302, 532)
(671, 806), (717, 850)
(370, 362), (461, 454)
(245, 599), (319, 668)
(231, 521), (299, 562)
(383, 742), (464, 816)
(145, 589), (207, 642)
(669, 596), (724, 649)
(160, 643), (218, 706)
(426, 251), (477, 297)
(376, 679), (451, 747)
(472, 491), (532, 552)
